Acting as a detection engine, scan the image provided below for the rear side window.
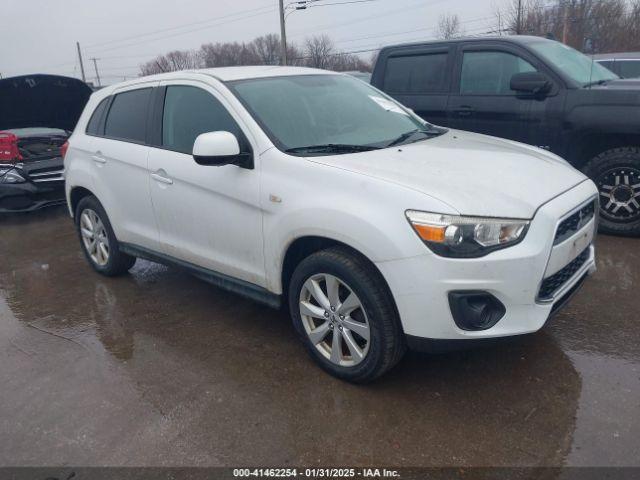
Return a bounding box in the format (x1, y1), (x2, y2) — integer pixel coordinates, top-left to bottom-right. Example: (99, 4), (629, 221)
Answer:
(161, 85), (243, 154)
(86, 98), (109, 135)
(618, 60), (640, 79)
(383, 53), (448, 94)
(460, 51), (536, 95)
(104, 88), (152, 143)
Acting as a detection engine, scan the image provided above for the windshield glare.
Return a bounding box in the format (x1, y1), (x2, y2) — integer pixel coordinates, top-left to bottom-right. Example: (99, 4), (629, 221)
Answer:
(529, 40), (618, 86)
(228, 75), (434, 153)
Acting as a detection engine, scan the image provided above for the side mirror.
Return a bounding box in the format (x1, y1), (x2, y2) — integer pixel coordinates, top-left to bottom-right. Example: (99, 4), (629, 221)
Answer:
(510, 71), (552, 95)
(193, 131), (249, 167)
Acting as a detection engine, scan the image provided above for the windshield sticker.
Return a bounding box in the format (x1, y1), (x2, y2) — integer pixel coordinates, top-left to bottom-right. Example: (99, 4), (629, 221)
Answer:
(368, 95), (410, 116)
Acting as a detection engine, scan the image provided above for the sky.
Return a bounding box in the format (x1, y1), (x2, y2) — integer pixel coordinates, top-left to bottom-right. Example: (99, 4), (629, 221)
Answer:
(1, 0), (499, 84)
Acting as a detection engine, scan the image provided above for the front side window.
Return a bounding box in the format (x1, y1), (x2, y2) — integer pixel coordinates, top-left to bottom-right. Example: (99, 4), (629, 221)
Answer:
(228, 74), (442, 155)
(162, 85), (243, 154)
(529, 40), (618, 86)
(104, 88), (151, 142)
(383, 53), (448, 94)
(460, 51), (537, 95)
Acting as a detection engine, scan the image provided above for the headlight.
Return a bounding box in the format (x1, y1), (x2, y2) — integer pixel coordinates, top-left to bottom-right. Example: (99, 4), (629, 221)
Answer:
(0, 168), (26, 184)
(406, 210), (529, 258)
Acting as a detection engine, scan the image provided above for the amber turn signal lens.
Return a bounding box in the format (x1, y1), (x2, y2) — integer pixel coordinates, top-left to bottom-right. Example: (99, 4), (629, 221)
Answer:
(412, 223), (446, 243)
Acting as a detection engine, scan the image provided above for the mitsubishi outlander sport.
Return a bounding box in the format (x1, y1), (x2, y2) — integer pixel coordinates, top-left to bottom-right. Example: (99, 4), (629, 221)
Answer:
(64, 67), (598, 382)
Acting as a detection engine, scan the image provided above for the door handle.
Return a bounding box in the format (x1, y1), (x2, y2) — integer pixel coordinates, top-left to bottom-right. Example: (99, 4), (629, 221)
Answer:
(454, 106), (474, 117)
(91, 152), (107, 164)
(151, 171), (173, 185)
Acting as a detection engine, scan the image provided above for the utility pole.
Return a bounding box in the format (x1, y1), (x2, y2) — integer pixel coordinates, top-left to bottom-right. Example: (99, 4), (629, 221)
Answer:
(279, 0), (288, 66)
(76, 42), (86, 82)
(516, 0), (522, 35)
(561, 1), (569, 44)
(90, 58), (101, 87)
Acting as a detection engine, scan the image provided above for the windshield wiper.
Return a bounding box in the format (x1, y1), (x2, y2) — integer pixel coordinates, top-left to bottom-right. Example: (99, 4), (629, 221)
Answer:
(385, 128), (437, 147)
(285, 144), (381, 154)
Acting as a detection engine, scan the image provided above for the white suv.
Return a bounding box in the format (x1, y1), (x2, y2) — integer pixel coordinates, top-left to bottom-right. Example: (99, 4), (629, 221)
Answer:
(64, 66), (597, 382)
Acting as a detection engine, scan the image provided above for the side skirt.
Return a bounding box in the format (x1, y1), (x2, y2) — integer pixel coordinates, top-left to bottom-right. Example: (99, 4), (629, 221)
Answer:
(120, 243), (281, 309)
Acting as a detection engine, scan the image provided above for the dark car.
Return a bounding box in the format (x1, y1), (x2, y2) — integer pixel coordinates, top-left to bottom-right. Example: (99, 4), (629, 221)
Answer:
(372, 36), (640, 236)
(0, 74), (91, 213)
(593, 52), (640, 79)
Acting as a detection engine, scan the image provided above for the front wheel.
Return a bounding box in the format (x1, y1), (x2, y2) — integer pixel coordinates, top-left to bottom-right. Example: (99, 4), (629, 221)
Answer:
(288, 247), (406, 383)
(583, 147), (640, 236)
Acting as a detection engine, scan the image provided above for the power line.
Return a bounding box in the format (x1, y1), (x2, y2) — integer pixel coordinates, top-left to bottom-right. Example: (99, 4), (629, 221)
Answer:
(85, 2), (275, 50)
(332, 14), (495, 46)
(287, 0), (448, 38)
(86, 6), (277, 54)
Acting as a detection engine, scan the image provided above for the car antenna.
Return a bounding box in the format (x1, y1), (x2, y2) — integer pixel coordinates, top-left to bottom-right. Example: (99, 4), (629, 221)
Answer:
(585, 37), (595, 89)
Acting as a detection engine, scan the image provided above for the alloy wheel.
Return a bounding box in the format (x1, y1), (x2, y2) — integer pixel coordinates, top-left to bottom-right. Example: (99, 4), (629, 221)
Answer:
(80, 208), (110, 266)
(597, 167), (640, 223)
(299, 273), (370, 367)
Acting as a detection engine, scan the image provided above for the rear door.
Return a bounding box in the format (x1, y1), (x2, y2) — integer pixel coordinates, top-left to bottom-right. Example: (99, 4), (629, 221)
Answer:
(374, 45), (454, 126)
(447, 45), (541, 143)
(89, 82), (160, 251)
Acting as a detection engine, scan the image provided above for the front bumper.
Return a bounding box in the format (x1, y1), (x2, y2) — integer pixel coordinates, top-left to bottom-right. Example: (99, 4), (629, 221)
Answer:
(0, 159), (66, 213)
(376, 180), (598, 343)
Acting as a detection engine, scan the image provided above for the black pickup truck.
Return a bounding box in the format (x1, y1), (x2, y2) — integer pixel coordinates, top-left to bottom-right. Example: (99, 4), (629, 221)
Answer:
(372, 35), (640, 236)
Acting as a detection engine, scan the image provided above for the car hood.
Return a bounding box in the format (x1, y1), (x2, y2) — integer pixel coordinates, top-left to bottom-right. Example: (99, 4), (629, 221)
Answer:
(308, 129), (588, 218)
(0, 74), (92, 131)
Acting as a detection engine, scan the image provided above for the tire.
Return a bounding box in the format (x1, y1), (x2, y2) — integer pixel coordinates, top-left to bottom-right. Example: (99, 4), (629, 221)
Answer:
(583, 147), (640, 236)
(288, 246), (406, 383)
(75, 195), (136, 276)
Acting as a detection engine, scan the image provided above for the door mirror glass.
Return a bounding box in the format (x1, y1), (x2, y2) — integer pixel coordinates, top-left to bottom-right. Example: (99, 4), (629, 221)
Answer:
(193, 131), (241, 166)
(510, 71), (552, 95)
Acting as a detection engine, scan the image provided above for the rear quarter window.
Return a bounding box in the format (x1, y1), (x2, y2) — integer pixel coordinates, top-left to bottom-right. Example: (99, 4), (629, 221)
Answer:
(383, 53), (448, 94)
(104, 88), (152, 143)
(85, 98), (110, 136)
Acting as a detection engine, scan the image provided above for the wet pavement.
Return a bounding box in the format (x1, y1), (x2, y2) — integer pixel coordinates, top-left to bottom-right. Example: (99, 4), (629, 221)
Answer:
(0, 207), (639, 467)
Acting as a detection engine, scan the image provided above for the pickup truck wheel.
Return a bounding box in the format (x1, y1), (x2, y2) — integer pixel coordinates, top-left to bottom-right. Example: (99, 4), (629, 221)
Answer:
(288, 247), (406, 383)
(75, 196), (136, 276)
(584, 147), (640, 236)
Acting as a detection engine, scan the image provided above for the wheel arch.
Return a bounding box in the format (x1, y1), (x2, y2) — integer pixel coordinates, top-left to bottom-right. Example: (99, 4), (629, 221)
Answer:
(279, 235), (400, 324)
(69, 186), (96, 219)
(569, 132), (640, 170)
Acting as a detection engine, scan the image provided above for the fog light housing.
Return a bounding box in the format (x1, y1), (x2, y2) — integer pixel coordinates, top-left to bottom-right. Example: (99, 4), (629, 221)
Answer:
(448, 291), (506, 331)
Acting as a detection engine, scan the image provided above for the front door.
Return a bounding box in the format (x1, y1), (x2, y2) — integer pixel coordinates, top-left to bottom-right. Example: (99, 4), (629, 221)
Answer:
(447, 47), (540, 143)
(147, 81), (265, 287)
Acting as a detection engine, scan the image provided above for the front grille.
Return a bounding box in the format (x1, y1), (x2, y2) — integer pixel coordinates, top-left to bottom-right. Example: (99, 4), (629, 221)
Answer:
(538, 247), (590, 301)
(28, 168), (65, 183)
(554, 200), (596, 245)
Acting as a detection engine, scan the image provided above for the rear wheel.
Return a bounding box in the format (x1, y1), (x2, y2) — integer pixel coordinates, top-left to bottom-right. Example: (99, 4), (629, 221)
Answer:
(583, 147), (640, 236)
(288, 247), (406, 383)
(75, 196), (136, 276)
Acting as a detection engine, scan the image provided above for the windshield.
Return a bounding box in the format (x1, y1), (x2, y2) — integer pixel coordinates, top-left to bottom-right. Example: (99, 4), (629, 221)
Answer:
(529, 40), (619, 86)
(228, 74), (442, 154)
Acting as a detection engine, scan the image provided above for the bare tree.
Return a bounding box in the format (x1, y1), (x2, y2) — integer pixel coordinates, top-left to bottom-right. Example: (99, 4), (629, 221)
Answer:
(199, 42), (260, 68)
(493, 0), (640, 53)
(250, 34), (281, 65)
(304, 35), (335, 69)
(436, 14), (464, 39)
(138, 32), (381, 76)
(140, 49), (200, 76)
